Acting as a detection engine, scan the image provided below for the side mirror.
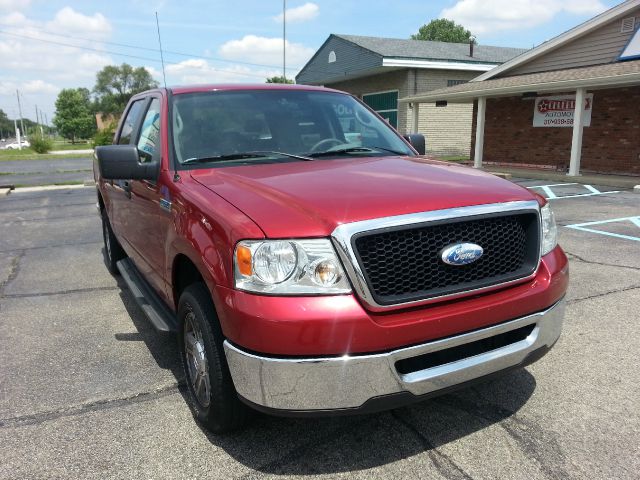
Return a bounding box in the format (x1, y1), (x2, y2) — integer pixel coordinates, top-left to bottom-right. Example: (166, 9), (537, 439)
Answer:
(96, 145), (158, 180)
(403, 134), (426, 155)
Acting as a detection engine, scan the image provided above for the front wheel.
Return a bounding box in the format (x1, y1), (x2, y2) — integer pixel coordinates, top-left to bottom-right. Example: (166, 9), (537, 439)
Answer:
(178, 283), (250, 432)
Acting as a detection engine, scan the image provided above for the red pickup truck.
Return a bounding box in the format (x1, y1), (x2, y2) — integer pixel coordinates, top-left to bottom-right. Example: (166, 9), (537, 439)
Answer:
(95, 84), (568, 432)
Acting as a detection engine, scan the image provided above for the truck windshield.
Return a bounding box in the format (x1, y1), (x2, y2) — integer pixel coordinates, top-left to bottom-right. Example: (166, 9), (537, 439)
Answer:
(171, 90), (414, 165)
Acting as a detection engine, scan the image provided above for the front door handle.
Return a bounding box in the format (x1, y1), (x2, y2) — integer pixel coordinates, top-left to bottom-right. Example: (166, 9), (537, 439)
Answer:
(123, 180), (132, 199)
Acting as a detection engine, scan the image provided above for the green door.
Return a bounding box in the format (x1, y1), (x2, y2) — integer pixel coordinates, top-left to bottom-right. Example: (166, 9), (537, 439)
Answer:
(362, 91), (398, 128)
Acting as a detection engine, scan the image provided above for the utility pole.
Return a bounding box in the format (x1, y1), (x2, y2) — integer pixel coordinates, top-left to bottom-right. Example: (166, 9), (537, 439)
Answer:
(283, 0), (286, 81)
(16, 90), (25, 141)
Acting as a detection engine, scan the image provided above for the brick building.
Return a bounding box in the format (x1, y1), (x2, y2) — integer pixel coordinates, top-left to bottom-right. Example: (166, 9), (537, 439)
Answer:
(401, 0), (640, 176)
(295, 34), (525, 155)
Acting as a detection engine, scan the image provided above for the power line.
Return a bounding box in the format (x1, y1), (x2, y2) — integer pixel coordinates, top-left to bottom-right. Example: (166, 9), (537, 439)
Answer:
(1, 24), (299, 72)
(0, 29), (279, 80)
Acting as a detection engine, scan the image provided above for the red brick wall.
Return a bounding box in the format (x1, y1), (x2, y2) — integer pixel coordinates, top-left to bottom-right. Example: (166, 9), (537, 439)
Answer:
(470, 86), (640, 175)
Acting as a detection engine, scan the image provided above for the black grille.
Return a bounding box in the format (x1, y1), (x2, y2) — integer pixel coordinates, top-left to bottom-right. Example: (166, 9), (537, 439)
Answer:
(353, 212), (540, 305)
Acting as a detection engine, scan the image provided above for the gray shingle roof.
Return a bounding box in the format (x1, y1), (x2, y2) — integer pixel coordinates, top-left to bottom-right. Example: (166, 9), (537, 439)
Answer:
(400, 60), (640, 103)
(335, 34), (528, 64)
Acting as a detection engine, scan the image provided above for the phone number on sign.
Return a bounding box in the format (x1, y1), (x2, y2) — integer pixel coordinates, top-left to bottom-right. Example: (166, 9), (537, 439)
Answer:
(544, 118), (574, 126)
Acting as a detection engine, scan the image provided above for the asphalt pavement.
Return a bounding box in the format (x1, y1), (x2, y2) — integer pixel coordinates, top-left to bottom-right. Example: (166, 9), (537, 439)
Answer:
(0, 182), (639, 479)
(0, 157), (93, 187)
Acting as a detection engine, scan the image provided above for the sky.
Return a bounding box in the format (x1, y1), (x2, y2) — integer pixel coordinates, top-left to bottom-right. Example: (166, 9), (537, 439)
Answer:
(0, 0), (621, 127)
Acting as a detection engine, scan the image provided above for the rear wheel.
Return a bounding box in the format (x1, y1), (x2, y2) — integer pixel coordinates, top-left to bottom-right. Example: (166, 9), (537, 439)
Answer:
(101, 210), (125, 275)
(178, 283), (250, 432)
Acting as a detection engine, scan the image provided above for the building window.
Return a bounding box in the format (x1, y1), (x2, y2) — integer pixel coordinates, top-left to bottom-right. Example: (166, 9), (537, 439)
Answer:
(328, 51), (336, 63)
(447, 79), (468, 87)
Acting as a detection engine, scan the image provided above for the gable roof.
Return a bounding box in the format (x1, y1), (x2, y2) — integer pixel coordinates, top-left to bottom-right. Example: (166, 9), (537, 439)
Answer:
(474, 0), (640, 81)
(334, 34), (527, 64)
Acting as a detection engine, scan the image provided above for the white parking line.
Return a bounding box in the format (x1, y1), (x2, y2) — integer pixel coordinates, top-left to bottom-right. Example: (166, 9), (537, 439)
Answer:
(527, 183), (619, 200)
(12, 184), (90, 193)
(565, 216), (640, 242)
(540, 185), (557, 199)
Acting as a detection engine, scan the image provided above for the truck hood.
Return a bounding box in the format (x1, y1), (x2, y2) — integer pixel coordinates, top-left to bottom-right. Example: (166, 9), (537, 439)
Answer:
(191, 156), (538, 238)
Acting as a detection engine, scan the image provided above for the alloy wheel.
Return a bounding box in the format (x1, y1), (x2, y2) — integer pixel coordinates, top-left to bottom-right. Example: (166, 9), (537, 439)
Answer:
(183, 310), (211, 407)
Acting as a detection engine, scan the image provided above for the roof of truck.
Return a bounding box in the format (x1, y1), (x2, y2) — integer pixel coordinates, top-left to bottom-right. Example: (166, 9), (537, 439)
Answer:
(169, 84), (343, 95)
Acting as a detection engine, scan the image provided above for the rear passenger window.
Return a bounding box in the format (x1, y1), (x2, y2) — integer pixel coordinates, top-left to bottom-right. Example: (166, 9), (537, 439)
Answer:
(137, 98), (161, 163)
(118, 100), (145, 145)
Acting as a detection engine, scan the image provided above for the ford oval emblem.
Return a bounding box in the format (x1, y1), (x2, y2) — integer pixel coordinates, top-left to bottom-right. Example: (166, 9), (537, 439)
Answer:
(440, 243), (484, 266)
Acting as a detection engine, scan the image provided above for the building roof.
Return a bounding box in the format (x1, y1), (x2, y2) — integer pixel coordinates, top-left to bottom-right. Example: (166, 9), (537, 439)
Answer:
(474, 0), (640, 81)
(334, 34), (527, 64)
(400, 60), (640, 103)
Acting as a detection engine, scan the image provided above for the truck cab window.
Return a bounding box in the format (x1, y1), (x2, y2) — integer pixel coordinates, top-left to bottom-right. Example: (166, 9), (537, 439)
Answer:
(118, 100), (145, 145)
(137, 98), (161, 163)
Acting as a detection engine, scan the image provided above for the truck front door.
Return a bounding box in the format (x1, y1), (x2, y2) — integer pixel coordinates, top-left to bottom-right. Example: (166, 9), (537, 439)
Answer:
(121, 96), (173, 302)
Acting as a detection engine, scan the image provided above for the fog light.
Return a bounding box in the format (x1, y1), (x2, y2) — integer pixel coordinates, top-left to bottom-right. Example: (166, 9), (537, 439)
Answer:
(311, 259), (339, 286)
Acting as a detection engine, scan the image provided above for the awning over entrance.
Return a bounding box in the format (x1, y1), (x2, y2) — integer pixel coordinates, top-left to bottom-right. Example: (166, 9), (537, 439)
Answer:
(399, 60), (640, 104)
(398, 60), (640, 177)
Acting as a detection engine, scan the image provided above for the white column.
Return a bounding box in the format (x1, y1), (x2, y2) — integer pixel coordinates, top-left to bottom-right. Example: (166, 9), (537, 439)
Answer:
(474, 97), (486, 169)
(412, 102), (420, 133)
(568, 87), (586, 176)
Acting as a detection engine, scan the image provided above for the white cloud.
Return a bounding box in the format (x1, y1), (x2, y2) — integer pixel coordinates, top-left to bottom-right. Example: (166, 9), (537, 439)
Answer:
(22, 80), (59, 95)
(273, 2), (319, 23)
(219, 35), (314, 67)
(0, 12), (29, 26)
(0, 7), (114, 121)
(441, 0), (607, 34)
(164, 58), (281, 85)
(47, 7), (111, 38)
(0, 0), (30, 11)
(76, 52), (113, 71)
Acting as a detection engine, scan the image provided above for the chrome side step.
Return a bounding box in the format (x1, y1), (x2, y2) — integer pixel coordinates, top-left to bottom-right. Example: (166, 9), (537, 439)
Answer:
(116, 258), (177, 333)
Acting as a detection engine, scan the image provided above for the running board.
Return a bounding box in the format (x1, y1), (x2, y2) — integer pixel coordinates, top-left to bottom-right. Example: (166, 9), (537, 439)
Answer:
(117, 258), (178, 333)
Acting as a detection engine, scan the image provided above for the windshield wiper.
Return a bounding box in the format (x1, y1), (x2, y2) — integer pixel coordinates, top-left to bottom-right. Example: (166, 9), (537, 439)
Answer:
(182, 151), (313, 165)
(306, 146), (407, 158)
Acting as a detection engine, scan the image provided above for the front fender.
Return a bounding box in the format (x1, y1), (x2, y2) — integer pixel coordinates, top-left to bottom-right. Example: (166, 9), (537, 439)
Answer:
(164, 176), (264, 308)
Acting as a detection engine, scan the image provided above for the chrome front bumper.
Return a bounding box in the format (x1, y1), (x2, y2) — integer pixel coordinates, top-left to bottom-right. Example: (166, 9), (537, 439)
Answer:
(223, 298), (565, 413)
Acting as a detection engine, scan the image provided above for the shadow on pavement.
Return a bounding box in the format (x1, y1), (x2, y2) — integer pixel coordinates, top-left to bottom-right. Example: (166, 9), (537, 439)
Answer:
(203, 369), (536, 475)
(105, 248), (537, 476)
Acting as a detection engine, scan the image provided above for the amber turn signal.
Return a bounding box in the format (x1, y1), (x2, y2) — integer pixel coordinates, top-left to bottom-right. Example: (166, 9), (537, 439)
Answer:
(236, 245), (253, 276)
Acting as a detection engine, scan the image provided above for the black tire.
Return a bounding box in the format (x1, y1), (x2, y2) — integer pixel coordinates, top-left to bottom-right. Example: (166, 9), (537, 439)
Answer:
(178, 283), (250, 432)
(101, 210), (125, 275)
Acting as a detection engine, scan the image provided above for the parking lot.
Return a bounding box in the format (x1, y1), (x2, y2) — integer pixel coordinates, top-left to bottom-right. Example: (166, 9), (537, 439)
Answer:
(0, 180), (639, 480)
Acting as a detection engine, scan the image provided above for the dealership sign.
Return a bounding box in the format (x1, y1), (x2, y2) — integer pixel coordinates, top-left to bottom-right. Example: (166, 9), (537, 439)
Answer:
(533, 94), (593, 127)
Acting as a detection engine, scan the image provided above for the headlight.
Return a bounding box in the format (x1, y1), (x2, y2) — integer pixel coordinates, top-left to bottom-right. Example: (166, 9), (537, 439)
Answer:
(234, 239), (352, 294)
(540, 203), (558, 255)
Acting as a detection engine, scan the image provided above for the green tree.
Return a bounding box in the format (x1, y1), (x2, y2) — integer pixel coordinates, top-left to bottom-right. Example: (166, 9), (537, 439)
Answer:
(266, 75), (294, 84)
(411, 19), (474, 43)
(0, 109), (46, 139)
(94, 63), (158, 116)
(0, 109), (12, 138)
(53, 88), (97, 143)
